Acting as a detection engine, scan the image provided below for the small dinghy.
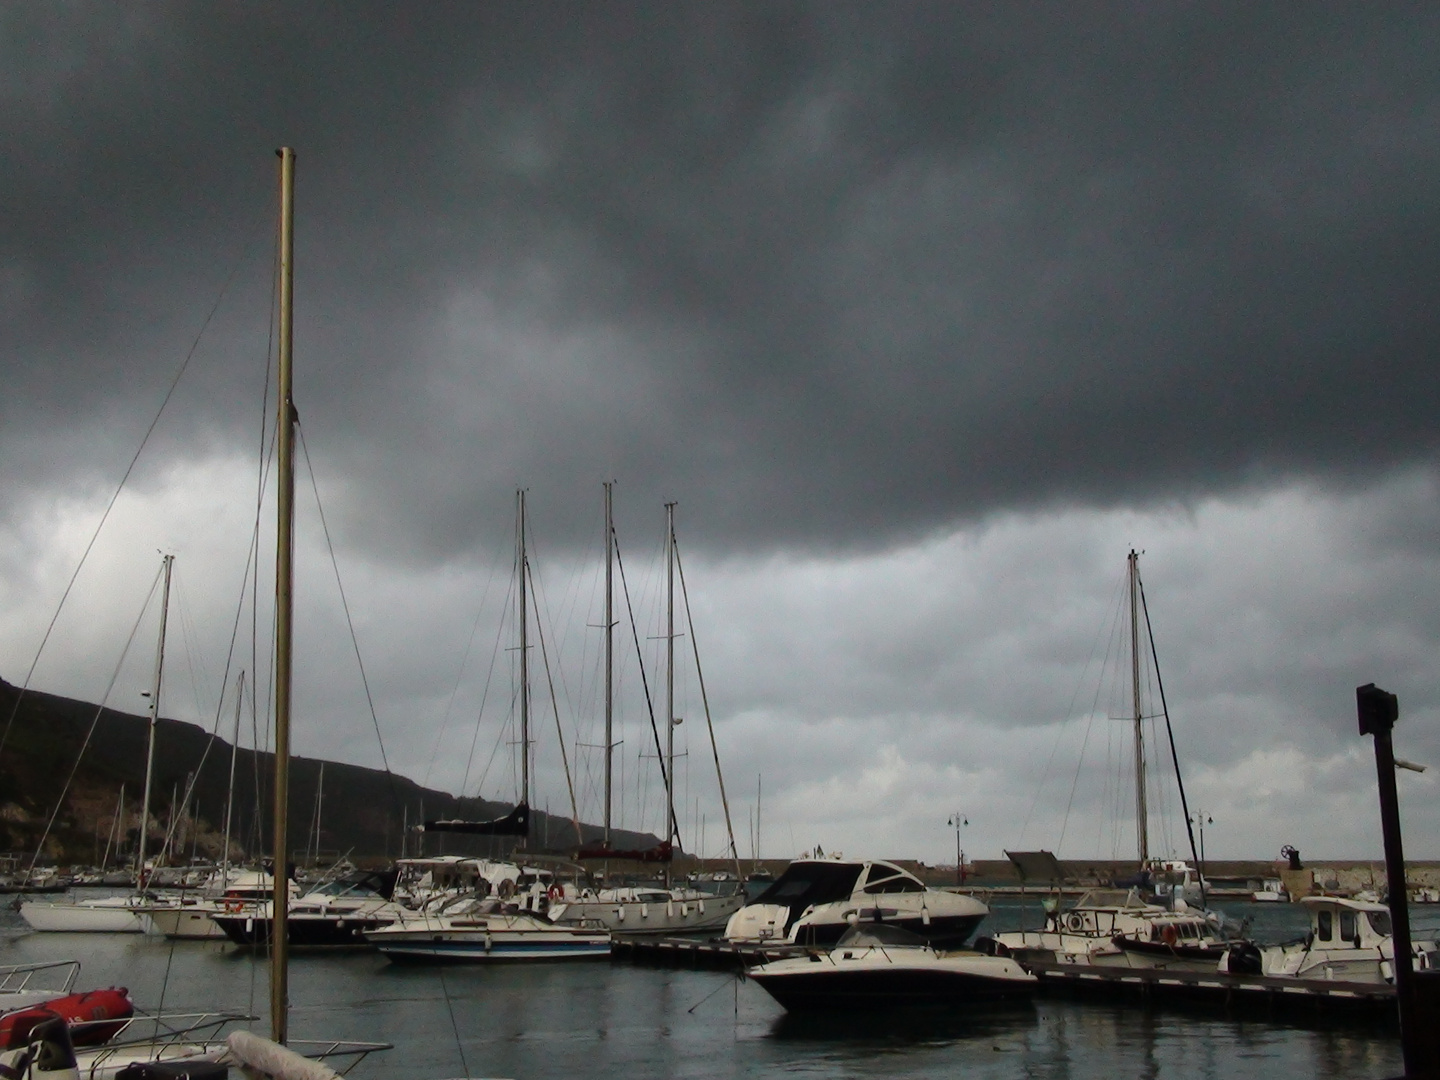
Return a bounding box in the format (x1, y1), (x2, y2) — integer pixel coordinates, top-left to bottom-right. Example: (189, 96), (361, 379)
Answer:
(746, 922), (1036, 1012)
(0, 989), (134, 1047)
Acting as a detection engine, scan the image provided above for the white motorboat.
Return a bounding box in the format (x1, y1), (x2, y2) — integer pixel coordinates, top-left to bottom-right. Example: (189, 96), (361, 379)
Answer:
(724, 856), (988, 949)
(1252, 878), (1288, 902)
(363, 895), (611, 962)
(137, 869), (286, 940)
(746, 921), (1035, 1011)
(1220, 895), (1440, 983)
(210, 867), (403, 948)
(390, 856), (520, 910)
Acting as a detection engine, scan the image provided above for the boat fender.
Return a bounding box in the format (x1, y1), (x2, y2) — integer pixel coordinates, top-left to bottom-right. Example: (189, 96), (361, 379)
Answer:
(1065, 912), (1085, 932)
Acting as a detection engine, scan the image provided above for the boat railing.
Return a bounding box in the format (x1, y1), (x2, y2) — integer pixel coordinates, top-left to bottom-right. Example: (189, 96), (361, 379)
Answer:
(73, 1011), (258, 1058)
(0, 958), (81, 995)
(286, 1038), (395, 1075)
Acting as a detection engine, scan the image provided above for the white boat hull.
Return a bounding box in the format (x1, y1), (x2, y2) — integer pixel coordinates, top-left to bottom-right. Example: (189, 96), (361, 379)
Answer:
(18, 901), (144, 934)
(554, 891), (745, 935)
(139, 905), (227, 940)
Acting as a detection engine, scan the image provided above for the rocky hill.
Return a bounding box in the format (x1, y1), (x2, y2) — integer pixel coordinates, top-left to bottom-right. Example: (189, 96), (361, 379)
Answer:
(0, 675), (664, 866)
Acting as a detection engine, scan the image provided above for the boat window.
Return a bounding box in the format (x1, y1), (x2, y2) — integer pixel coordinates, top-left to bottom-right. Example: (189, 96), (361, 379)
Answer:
(753, 862), (864, 907)
(862, 875), (925, 894)
(836, 922), (927, 948)
(1371, 911), (1392, 936)
(1340, 910), (1357, 943)
(1316, 909), (1333, 942)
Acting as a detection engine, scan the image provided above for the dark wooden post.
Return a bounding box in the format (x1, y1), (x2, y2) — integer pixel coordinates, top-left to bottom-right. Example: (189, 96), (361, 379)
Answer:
(1357, 683), (1437, 1078)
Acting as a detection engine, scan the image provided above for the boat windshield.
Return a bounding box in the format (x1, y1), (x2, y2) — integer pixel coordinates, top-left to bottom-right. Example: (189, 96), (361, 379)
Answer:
(1370, 910), (1392, 936)
(751, 862), (863, 910)
(835, 922), (927, 948)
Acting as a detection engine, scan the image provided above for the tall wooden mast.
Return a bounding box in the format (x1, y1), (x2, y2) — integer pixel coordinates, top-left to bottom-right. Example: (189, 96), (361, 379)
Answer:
(271, 145), (296, 1043)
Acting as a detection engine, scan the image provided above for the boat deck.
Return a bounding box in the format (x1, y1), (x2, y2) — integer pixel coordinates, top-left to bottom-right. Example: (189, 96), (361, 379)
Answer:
(612, 935), (814, 969)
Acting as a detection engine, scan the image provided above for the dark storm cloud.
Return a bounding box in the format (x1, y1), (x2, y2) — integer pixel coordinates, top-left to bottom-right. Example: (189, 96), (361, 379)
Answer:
(4, 2), (1438, 560)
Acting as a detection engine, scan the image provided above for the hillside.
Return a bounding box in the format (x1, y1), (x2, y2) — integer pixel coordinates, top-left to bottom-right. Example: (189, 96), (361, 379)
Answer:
(0, 675), (665, 866)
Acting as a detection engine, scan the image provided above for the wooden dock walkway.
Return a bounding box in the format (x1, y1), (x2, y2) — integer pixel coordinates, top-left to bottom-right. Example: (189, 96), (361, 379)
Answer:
(1024, 958), (1398, 1017)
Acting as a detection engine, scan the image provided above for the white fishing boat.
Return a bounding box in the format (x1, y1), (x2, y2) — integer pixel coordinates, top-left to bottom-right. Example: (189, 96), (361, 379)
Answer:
(746, 921), (1035, 1011)
(990, 553), (1235, 968)
(725, 855), (988, 949)
(989, 884), (1228, 971)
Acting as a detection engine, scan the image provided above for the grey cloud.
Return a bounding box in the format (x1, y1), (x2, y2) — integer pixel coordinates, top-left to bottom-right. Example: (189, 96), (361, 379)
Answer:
(4, 3), (1440, 563)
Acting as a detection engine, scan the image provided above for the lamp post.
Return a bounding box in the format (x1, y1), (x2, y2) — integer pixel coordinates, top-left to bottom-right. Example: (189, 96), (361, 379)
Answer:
(1190, 810), (1213, 865)
(948, 814), (968, 886)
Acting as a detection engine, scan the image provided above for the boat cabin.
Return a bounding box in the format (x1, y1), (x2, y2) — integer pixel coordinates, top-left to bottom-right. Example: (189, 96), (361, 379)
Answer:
(1301, 896), (1391, 950)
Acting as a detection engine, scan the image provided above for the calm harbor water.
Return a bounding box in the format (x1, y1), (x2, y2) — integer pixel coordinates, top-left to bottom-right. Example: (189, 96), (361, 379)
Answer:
(2, 895), (1426, 1079)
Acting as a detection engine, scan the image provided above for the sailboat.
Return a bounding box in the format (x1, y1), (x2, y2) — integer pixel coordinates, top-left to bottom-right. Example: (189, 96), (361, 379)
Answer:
(552, 493), (746, 936)
(363, 490), (611, 962)
(19, 556), (177, 935)
(989, 551), (1230, 969)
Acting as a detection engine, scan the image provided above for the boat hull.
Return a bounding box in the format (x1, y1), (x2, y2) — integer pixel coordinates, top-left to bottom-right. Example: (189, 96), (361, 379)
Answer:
(139, 905), (227, 941)
(749, 953), (1036, 1011)
(209, 913), (395, 948)
(365, 928), (611, 962)
(556, 891), (745, 936)
(17, 902), (144, 934)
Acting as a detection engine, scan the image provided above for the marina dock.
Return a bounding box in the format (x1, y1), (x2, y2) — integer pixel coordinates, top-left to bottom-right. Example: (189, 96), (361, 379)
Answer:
(613, 935), (1401, 1022)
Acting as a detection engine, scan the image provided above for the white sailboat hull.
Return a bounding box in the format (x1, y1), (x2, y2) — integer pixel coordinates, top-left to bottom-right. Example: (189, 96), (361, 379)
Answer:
(18, 901), (145, 934)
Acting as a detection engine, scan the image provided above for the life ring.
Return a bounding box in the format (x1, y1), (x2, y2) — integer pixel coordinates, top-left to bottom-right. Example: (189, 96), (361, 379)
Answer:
(547, 884), (564, 902)
(1064, 912), (1085, 932)
(1161, 924), (1179, 947)
(224, 899), (242, 914)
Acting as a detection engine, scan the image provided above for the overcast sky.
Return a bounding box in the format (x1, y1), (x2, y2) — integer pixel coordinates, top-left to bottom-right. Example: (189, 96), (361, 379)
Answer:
(3, 3), (1439, 866)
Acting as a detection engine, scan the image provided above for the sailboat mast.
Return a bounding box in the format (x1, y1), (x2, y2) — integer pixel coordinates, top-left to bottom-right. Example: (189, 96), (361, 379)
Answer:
(135, 552), (174, 886)
(271, 144), (296, 1044)
(603, 482), (614, 846)
(221, 671), (243, 887)
(518, 490), (530, 815)
(1129, 549), (1149, 866)
(664, 502), (677, 867)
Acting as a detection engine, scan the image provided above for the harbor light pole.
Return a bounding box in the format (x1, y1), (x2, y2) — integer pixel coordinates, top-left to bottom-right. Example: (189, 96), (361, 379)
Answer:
(948, 814), (967, 886)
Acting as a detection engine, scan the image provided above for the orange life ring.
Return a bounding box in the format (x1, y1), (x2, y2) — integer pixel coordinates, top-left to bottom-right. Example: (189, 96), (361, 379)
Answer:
(1161, 924), (1178, 947)
(224, 899), (242, 914)
(547, 884), (564, 901)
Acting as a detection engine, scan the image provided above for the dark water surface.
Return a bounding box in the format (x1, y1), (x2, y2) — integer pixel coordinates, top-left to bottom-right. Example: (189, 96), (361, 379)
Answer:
(2, 896), (1420, 1079)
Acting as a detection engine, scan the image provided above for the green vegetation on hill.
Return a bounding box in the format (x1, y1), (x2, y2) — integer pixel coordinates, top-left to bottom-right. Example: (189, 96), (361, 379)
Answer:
(0, 675), (664, 865)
